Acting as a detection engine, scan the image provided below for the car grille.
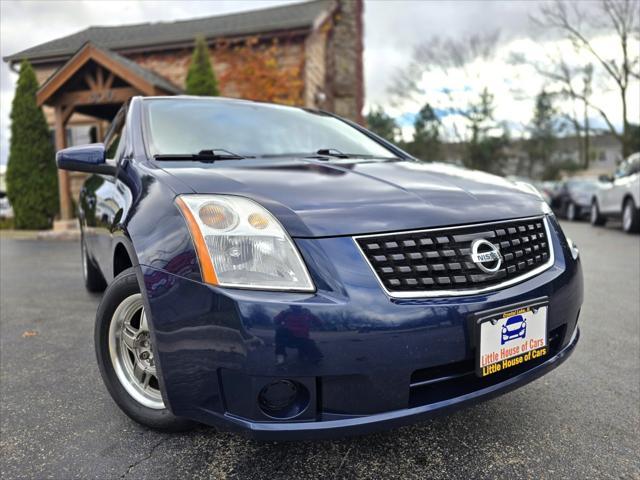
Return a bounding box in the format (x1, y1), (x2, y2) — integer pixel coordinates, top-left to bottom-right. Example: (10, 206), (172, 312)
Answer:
(354, 216), (553, 297)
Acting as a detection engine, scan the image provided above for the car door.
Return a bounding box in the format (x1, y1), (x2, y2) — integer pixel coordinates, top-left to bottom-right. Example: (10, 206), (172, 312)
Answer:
(609, 158), (638, 214)
(629, 156), (640, 206)
(599, 160), (627, 214)
(91, 108), (127, 278)
(619, 155), (640, 207)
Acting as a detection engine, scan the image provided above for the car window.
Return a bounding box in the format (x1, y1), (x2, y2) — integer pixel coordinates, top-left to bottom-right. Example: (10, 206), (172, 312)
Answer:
(105, 127), (122, 160)
(615, 157), (639, 178)
(104, 110), (126, 160)
(566, 179), (599, 192)
(143, 99), (396, 158)
(113, 129), (127, 163)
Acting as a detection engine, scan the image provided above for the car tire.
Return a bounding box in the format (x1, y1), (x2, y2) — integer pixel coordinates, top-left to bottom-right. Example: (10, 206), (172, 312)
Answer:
(81, 233), (106, 293)
(566, 202), (578, 221)
(622, 197), (640, 233)
(95, 268), (196, 431)
(590, 200), (606, 227)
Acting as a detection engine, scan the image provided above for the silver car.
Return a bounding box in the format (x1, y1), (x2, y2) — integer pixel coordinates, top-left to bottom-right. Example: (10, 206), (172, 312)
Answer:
(591, 153), (640, 233)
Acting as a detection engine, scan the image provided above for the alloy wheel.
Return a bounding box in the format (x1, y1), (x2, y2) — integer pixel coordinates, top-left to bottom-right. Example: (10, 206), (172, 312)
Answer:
(108, 293), (164, 409)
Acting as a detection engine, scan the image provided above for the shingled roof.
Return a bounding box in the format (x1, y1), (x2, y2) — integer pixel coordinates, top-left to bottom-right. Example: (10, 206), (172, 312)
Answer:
(4, 0), (332, 65)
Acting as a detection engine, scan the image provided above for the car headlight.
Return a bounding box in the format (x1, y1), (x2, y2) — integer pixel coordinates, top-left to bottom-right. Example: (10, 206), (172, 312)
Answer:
(176, 194), (315, 292)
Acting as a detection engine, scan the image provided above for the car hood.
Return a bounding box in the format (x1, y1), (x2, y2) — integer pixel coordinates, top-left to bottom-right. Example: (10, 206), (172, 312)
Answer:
(158, 158), (545, 237)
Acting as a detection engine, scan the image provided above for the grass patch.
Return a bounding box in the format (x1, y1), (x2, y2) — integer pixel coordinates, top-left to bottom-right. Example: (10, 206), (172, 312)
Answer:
(0, 217), (15, 230)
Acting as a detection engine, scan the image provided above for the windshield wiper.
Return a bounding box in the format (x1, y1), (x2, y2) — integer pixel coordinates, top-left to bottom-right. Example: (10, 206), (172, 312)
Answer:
(154, 149), (253, 162)
(307, 148), (351, 159)
(305, 149), (397, 160)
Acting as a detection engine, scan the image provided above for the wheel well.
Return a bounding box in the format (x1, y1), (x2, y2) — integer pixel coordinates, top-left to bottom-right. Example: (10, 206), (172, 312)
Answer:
(113, 243), (133, 277)
(622, 194), (636, 209)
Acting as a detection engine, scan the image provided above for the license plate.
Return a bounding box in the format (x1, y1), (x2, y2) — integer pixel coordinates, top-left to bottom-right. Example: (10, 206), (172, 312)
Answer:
(475, 300), (548, 377)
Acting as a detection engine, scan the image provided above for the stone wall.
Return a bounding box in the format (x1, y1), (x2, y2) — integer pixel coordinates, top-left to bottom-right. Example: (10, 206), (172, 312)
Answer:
(304, 18), (329, 109)
(128, 38), (307, 105)
(325, 0), (364, 123)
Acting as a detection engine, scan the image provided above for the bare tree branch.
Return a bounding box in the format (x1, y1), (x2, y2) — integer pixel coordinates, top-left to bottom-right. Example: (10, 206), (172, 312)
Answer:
(533, 0), (640, 156)
(388, 31), (501, 106)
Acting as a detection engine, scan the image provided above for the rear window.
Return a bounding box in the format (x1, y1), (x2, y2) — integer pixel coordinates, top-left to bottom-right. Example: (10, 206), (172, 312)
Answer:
(143, 99), (394, 158)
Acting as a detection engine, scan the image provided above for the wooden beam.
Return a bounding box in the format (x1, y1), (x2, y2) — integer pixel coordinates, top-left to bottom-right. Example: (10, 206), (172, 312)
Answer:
(90, 52), (154, 95)
(97, 121), (106, 142)
(84, 72), (97, 91)
(54, 106), (73, 221)
(104, 72), (114, 90)
(58, 86), (139, 107)
(38, 45), (94, 106)
(61, 105), (74, 124)
(96, 67), (104, 89)
(37, 43), (162, 106)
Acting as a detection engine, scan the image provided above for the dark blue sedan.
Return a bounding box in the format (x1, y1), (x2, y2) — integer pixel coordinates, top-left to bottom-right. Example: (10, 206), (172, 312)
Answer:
(57, 97), (582, 439)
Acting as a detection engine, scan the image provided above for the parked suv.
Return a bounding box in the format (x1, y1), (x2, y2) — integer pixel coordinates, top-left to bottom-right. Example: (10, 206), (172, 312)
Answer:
(591, 153), (640, 233)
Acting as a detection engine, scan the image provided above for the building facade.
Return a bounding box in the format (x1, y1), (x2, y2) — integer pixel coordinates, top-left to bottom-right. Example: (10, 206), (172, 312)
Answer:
(3, 0), (364, 222)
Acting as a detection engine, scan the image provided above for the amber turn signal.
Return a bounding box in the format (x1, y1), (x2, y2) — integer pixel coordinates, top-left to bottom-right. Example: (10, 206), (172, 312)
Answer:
(175, 197), (219, 285)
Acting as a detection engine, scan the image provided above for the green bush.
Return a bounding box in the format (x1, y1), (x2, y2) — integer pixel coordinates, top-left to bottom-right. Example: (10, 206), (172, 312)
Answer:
(185, 36), (219, 96)
(6, 60), (58, 229)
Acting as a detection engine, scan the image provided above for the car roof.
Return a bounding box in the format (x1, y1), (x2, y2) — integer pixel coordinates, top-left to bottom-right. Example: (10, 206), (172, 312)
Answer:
(138, 95), (315, 114)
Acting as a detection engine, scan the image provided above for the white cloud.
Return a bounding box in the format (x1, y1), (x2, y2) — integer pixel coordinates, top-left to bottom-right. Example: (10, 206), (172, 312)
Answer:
(372, 32), (639, 143)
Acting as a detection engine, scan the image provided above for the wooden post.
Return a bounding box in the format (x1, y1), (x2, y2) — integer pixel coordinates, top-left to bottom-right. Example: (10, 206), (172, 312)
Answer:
(54, 105), (73, 220)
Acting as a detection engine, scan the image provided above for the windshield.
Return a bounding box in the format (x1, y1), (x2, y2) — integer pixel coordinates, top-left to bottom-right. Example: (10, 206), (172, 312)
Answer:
(143, 99), (395, 158)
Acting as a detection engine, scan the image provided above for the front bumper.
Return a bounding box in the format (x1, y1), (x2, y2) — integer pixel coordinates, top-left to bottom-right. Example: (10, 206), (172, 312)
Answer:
(140, 216), (583, 440)
(215, 327), (578, 440)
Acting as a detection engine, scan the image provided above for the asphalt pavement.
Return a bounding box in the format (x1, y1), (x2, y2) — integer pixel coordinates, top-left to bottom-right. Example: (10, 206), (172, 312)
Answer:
(1, 221), (639, 479)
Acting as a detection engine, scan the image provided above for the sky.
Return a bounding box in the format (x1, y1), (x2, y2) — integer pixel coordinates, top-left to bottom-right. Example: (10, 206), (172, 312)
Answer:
(1, 0), (638, 164)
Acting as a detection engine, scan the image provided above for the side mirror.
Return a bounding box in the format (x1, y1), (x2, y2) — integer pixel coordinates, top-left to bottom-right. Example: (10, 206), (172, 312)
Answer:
(598, 174), (613, 183)
(56, 143), (115, 175)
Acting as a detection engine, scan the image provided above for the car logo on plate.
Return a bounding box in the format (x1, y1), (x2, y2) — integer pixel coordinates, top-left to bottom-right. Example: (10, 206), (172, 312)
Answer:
(470, 239), (503, 273)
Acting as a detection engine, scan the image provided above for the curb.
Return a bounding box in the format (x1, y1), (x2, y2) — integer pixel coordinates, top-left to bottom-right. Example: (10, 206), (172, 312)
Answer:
(0, 229), (80, 241)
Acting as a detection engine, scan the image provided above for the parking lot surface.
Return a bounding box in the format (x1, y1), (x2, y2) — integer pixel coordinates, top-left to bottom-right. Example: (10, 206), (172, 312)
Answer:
(1, 221), (639, 479)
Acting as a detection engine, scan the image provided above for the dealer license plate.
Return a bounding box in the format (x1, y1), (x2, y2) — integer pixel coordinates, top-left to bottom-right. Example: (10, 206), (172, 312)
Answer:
(476, 302), (548, 377)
